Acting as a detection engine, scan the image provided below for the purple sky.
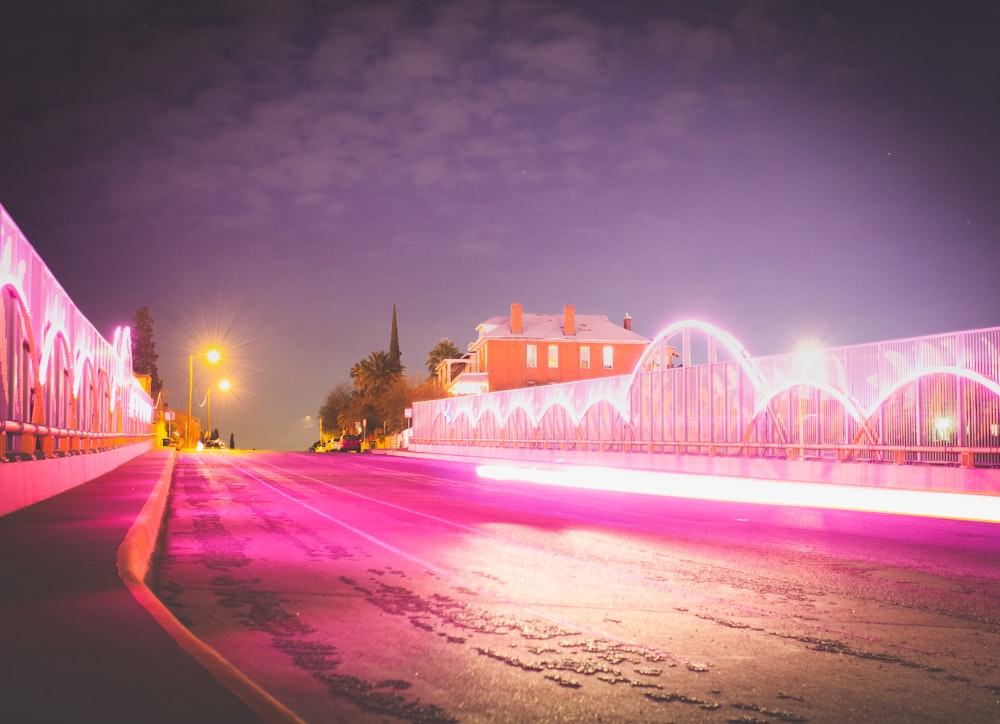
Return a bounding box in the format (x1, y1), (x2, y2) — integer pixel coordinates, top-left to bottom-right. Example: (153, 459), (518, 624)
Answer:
(1, 1), (997, 450)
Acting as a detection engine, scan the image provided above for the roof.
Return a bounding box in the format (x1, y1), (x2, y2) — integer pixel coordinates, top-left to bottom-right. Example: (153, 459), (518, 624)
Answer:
(474, 312), (650, 345)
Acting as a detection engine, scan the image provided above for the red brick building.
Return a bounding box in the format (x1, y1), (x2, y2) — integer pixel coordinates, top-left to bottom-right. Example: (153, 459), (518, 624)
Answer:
(440, 303), (651, 395)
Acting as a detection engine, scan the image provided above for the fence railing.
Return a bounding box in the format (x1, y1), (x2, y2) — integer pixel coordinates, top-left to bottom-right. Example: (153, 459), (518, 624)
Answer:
(0, 420), (153, 461)
(408, 435), (1000, 468)
(412, 320), (1000, 470)
(0, 203), (153, 463)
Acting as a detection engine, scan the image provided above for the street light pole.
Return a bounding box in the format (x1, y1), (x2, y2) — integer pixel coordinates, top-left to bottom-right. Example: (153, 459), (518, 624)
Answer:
(186, 349), (221, 449)
(187, 354), (194, 448)
(206, 378), (230, 446)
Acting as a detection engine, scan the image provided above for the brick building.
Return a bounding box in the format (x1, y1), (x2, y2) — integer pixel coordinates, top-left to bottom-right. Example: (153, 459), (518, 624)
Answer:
(439, 303), (651, 395)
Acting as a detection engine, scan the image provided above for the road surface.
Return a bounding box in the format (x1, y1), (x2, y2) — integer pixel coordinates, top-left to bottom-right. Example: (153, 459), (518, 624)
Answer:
(151, 451), (1000, 722)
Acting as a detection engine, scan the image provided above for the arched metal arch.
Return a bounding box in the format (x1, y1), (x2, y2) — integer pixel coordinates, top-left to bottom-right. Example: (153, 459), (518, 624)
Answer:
(628, 318), (767, 405)
(868, 365), (1000, 418)
(0, 203), (153, 454)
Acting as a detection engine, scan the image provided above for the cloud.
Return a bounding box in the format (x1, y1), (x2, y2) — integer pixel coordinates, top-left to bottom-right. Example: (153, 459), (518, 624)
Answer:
(2, 0), (998, 450)
(646, 21), (735, 65)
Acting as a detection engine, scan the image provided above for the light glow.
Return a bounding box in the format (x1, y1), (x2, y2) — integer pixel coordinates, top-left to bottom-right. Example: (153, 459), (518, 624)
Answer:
(414, 320), (1000, 479)
(792, 342), (826, 378)
(0, 204), (153, 436)
(476, 463), (1000, 523)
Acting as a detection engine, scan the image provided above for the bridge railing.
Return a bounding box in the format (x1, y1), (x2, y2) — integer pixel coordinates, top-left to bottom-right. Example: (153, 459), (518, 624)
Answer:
(407, 436), (999, 469)
(412, 322), (1000, 470)
(0, 204), (153, 463)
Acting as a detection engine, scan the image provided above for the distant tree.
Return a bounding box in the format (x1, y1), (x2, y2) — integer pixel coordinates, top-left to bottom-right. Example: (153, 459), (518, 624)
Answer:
(367, 375), (443, 436)
(426, 338), (460, 377)
(341, 392), (377, 435)
(319, 383), (354, 435)
(131, 306), (163, 398)
(388, 304), (403, 374)
(373, 376), (413, 432)
(229, 432), (235, 449)
(350, 350), (402, 399)
(408, 376), (445, 406)
(319, 369), (445, 442)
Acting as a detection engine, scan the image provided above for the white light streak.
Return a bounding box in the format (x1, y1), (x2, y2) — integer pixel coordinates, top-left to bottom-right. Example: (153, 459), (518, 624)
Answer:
(476, 464), (1000, 523)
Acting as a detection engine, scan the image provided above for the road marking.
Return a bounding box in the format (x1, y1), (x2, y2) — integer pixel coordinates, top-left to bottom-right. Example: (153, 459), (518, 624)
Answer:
(210, 454), (951, 659)
(213, 455), (698, 665)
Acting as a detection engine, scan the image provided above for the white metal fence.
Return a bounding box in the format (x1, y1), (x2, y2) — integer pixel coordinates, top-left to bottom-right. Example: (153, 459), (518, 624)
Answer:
(413, 321), (1000, 468)
(0, 204), (153, 460)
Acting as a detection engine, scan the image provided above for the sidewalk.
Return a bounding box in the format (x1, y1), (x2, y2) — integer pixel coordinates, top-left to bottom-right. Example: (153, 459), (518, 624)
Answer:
(0, 450), (294, 723)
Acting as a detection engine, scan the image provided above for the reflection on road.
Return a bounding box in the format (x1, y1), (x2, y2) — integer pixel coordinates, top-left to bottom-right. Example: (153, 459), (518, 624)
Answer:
(152, 451), (1000, 723)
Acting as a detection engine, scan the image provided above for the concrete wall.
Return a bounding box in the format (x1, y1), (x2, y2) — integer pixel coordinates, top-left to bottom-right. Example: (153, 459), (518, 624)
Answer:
(405, 442), (1000, 496)
(0, 442), (154, 517)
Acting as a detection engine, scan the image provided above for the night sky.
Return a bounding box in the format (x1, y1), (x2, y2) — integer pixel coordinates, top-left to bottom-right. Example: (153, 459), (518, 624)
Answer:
(1, 1), (997, 450)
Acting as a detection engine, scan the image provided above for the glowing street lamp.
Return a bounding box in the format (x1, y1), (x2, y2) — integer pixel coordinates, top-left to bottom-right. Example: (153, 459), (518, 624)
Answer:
(187, 348), (221, 449)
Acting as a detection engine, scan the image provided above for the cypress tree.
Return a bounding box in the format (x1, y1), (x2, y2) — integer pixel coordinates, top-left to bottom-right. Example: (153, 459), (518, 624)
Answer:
(389, 303), (402, 373)
(131, 306), (163, 398)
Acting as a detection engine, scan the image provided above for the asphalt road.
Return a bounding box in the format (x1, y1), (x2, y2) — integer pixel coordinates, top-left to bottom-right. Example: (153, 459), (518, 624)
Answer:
(151, 451), (1000, 723)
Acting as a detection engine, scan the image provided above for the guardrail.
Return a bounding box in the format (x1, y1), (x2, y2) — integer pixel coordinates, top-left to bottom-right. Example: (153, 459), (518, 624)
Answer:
(0, 420), (154, 461)
(1, 203), (153, 468)
(413, 321), (1000, 480)
(409, 436), (1000, 469)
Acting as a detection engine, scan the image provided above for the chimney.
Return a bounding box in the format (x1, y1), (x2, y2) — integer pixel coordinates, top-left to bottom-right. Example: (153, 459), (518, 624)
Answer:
(511, 302), (523, 334)
(623, 313), (632, 331)
(564, 305), (575, 336)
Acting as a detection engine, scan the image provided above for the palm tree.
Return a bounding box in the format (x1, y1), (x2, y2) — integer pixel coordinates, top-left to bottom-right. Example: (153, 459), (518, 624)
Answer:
(350, 350), (401, 398)
(426, 338), (461, 377)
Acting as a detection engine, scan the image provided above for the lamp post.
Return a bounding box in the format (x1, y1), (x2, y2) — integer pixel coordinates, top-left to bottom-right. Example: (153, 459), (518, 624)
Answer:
(187, 348), (221, 449)
(206, 379), (230, 446)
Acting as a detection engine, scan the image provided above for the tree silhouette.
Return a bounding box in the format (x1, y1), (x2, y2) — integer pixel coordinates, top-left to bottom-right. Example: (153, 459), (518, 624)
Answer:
(131, 306), (163, 398)
(388, 303), (402, 374)
(426, 338), (461, 376)
(350, 350), (402, 398)
(319, 382), (355, 434)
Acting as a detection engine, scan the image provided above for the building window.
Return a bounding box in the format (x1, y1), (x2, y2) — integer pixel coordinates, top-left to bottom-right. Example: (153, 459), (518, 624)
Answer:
(527, 344), (537, 368)
(603, 345), (613, 369)
(580, 345), (590, 369)
(548, 344), (559, 368)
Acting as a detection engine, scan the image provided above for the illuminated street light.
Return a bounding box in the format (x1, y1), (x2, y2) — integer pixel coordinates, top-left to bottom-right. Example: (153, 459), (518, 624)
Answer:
(187, 348), (221, 449)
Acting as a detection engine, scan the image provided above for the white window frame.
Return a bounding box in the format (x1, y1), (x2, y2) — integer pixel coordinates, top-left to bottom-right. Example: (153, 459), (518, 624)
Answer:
(580, 345), (590, 369)
(526, 344), (537, 368)
(603, 345), (614, 370)
(548, 344), (559, 368)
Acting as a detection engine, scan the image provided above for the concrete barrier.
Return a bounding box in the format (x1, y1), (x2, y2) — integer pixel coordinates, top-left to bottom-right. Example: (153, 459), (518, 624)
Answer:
(0, 442), (154, 517)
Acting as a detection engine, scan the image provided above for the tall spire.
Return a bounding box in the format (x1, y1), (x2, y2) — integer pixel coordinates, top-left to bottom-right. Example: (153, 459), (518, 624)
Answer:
(389, 303), (402, 373)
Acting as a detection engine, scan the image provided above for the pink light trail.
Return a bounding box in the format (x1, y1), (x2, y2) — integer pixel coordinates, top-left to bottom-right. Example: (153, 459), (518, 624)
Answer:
(476, 463), (1000, 523)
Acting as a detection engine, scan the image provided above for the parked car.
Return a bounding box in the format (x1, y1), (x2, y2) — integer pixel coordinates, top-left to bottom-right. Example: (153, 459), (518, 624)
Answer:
(339, 434), (362, 452)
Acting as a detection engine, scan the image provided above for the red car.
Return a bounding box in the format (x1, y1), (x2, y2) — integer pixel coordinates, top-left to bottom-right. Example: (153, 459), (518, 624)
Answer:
(339, 434), (362, 452)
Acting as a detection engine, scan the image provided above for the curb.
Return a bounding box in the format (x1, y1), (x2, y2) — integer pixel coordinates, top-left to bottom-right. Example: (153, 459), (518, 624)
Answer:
(116, 450), (305, 724)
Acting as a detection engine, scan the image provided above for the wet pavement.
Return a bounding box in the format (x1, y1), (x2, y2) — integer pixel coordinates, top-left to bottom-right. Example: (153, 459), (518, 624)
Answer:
(151, 450), (1000, 723)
